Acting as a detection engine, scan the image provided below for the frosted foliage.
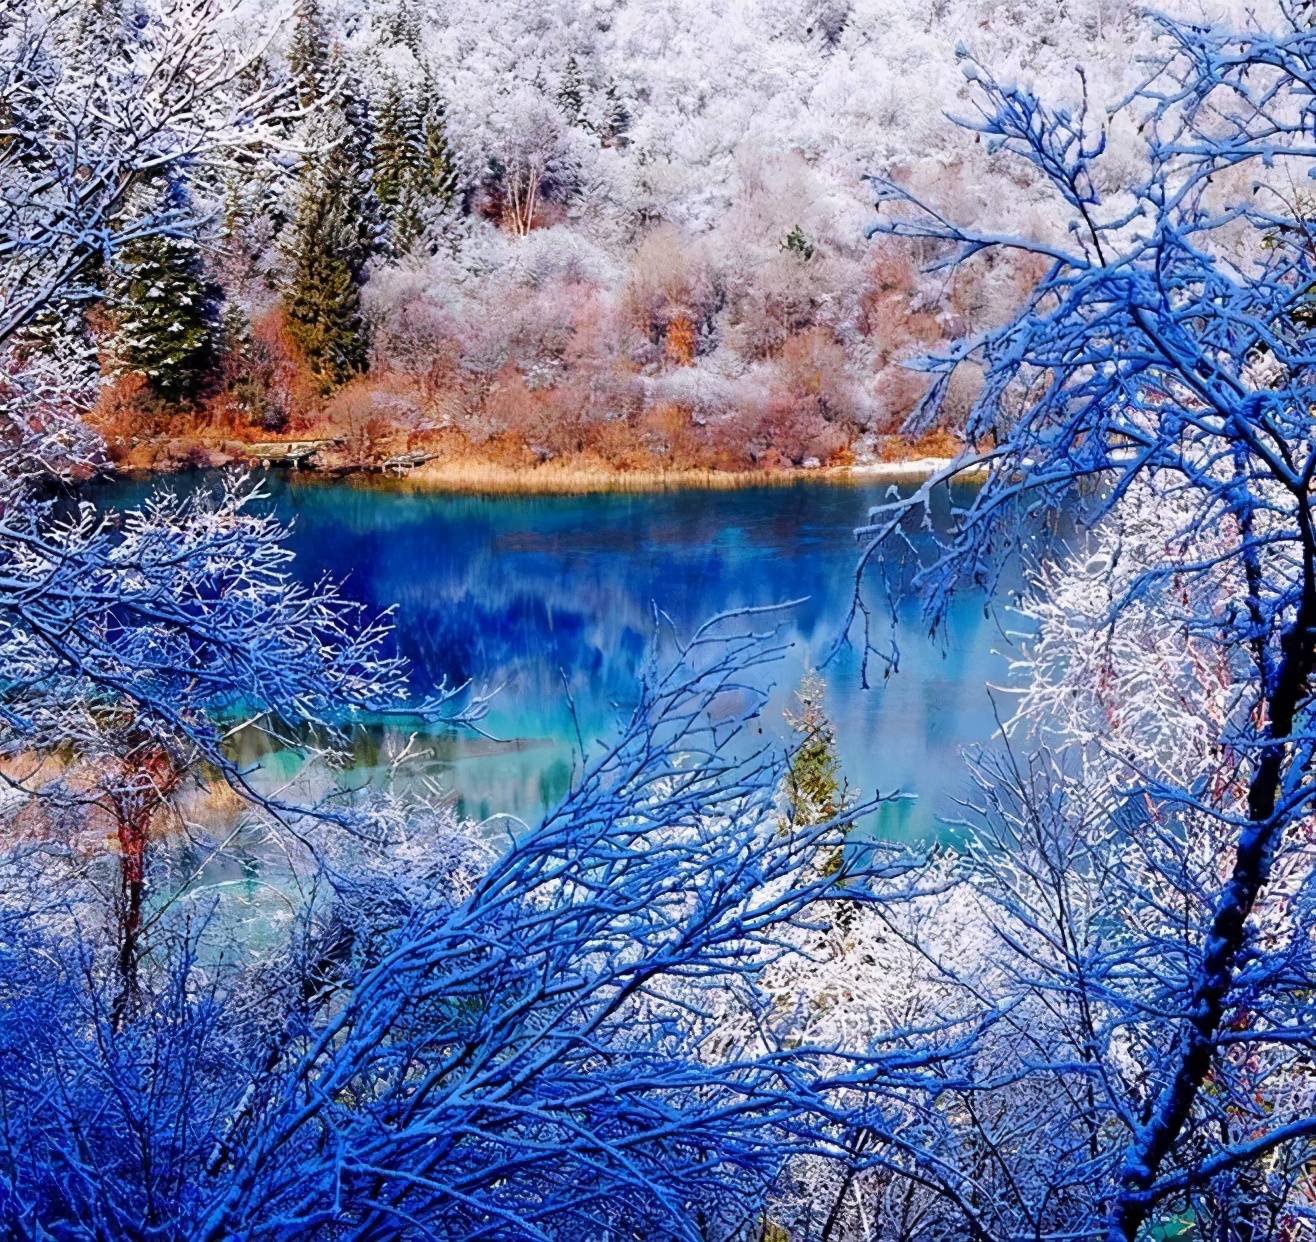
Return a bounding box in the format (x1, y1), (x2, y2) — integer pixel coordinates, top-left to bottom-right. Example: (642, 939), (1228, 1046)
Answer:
(848, 6), (1316, 1235)
(1014, 477), (1244, 788)
(367, 0), (1261, 236)
(304, 0), (1269, 461)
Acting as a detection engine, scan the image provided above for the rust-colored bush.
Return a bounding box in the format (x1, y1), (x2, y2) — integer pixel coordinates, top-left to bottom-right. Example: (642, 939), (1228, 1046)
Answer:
(775, 329), (858, 424)
(322, 379), (416, 463)
(474, 369), (560, 457)
(638, 402), (700, 467)
(622, 225), (719, 365)
(664, 314), (697, 367)
(89, 372), (157, 457)
(871, 363), (932, 435)
(760, 393), (849, 467)
(210, 307), (313, 434)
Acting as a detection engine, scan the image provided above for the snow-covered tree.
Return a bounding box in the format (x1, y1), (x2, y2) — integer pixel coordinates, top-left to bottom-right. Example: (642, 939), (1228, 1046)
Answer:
(781, 668), (851, 834)
(0, 613), (951, 1240)
(373, 71), (459, 254)
(111, 176), (218, 405)
(557, 54), (586, 127)
(373, 76), (422, 219)
(281, 66), (378, 389)
(286, 0), (332, 108)
(0, 0), (284, 361)
(482, 87), (581, 236)
(859, 11), (1316, 1236)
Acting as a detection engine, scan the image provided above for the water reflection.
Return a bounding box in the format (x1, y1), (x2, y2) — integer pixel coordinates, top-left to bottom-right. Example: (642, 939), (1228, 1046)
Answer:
(101, 471), (1019, 840)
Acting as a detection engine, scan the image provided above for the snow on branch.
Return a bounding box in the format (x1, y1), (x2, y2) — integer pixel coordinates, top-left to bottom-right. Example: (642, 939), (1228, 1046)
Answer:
(857, 10), (1316, 1238)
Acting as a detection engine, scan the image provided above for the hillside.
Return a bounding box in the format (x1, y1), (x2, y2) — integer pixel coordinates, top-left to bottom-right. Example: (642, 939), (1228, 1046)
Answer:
(89, 0), (1258, 475)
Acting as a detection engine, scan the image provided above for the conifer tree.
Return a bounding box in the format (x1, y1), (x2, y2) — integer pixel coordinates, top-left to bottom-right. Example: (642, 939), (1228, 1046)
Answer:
(111, 177), (217, 406)
(379, 0), (421, 57)
(781, 669), (853, 886)
(372, 78), (417, 218)
(224, 54), (293, 242)
(782, 669), (848, 830)
(599, 79), (631, 145)
(280, 21), (380, 391)
(422, 95), (460, 212)
(331, 55), (382, 264)
(287, 0), (331, 107)
(373, 74), (460, 255)
(369, 0), (462, 258)
(52, 0), (141, 288)
(282, 105), (373, 391)
(558, 56), (586, 127)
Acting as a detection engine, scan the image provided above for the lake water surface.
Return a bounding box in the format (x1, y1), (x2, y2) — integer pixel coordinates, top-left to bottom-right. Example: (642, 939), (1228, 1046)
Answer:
(104, 471), (1018, 841)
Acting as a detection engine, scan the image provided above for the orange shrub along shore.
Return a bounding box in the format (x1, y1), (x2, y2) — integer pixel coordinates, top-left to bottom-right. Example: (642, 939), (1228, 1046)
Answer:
(94, 388), (966, 493)
(91, 322), (968, 490)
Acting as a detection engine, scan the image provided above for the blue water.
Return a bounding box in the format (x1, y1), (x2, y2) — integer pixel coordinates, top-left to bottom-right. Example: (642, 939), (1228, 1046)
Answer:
(101, 471), (1018, 840)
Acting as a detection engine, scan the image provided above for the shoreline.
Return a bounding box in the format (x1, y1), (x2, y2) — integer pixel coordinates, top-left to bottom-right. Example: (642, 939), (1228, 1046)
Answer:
(326, 455), (989, 494)
(343, 457), (985, 495)
(113, 446), (988, 496)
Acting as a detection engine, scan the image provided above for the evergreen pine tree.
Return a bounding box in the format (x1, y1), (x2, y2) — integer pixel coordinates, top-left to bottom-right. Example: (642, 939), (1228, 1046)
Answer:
(226, 55), (292, 240)
(558, 56), (586, 127)
(373, 73), (460, 255)
(111, 177), (218, 406)
(782, 669), (848, 830)
(379, 0), (421, 56)
(780, 669), (854, 887)
(372, 78), (414, 215)
(287, 0), (331, 107)
(282, 105), (372, 391)
(599, 79), (631, 146)
(422, 94), (460, 212)
(370, 0), (462, 258)
(331, 53), (382, 266)
(281, 21), (379, 391)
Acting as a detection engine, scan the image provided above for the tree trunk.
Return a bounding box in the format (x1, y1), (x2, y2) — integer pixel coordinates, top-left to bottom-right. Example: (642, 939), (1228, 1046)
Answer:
(1109, 568), (1316, 1239)
(110, 744), (179, 1031)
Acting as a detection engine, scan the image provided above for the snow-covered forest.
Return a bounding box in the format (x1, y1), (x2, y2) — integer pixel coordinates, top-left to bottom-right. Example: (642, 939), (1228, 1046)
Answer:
(9, 0), (1316, 1237)
(57, 0), (1254, 474)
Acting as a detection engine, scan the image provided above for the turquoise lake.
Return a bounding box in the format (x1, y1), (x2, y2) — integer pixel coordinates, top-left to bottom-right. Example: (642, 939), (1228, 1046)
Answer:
(104, 471), (1018, 841)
